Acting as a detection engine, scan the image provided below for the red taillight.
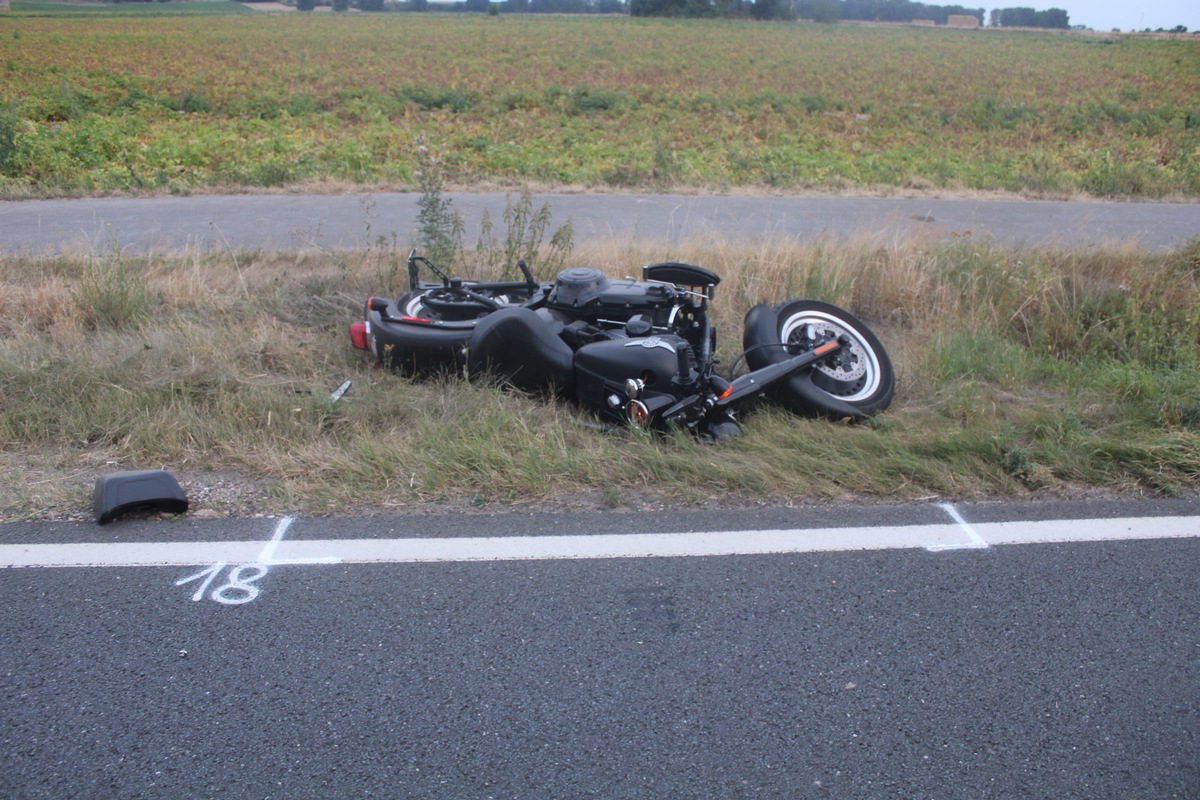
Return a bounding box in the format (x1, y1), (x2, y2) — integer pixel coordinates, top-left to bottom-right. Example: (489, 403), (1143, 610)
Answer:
(349, 321), (369, 350)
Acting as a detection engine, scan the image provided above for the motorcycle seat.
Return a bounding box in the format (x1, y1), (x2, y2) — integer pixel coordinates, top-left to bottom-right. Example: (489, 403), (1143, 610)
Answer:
(467, 307), (575, 395)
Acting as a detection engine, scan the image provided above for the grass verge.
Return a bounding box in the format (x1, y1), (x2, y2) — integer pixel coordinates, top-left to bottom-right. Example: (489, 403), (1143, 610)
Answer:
(1, 233), (1199, 521)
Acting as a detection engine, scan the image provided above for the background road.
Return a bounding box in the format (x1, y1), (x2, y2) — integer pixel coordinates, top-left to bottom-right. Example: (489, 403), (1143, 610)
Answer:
(2, 499), (1199, 799)
(1, 192), (1198, 256)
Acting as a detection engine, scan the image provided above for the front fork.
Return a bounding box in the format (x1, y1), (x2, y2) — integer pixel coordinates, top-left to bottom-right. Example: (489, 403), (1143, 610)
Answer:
(713, 335), (847, 408)
(620, 337), (846, 431)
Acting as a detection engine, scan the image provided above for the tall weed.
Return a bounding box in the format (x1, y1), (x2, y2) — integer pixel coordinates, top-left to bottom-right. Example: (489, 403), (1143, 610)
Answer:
(412, 140), (463, 270)
(69, 250), (154, 330)
(474, 189), (574, 278)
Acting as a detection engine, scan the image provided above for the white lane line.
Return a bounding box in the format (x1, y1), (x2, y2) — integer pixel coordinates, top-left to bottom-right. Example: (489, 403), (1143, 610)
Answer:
(927, 503), (989, 551)
(287, 525), (957, 563)
(1, 515), (1198, 569)
(2, 540), (267, 569)
(257, 516), (340, 566)
(976, 515), (1200, 546)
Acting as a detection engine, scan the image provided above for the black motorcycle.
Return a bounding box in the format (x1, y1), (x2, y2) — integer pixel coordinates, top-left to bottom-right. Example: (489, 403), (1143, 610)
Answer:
(349, 250), (894, 439)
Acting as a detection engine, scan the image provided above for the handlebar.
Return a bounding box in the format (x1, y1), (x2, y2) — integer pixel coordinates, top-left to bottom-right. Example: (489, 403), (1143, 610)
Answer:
(407, 249), (540, 295)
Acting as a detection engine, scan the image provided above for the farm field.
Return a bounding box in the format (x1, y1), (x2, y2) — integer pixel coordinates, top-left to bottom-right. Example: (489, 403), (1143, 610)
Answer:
(0, 10), (1198, 198)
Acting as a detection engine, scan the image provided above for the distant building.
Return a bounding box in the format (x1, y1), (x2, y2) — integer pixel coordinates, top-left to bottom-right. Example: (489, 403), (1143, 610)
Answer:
(0, 0), (10, 11)
(947, 14), (979, 27)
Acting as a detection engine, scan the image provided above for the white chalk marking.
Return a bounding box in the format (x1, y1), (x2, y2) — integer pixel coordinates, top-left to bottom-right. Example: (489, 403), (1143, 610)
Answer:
(2, 515), (1198, 570)
(170, 516), (340, 605)
(175, 562), (227, 601)
(926, 503), (989, 551)
(256, 516), (290, 563)
(175, 562), (267, 605)
(209, 564), (268, 605)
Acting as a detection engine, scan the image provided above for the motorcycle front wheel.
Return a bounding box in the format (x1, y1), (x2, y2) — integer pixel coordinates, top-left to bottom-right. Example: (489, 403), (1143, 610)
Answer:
(397, 285), (516, 322)
(774, 299), (895, 417)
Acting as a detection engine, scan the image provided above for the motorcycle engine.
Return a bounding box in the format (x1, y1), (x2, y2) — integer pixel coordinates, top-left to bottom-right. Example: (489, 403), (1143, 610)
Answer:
(549, 267), (676, 324)
(575, 334), (688, 387)
(573, 334), (695, 422)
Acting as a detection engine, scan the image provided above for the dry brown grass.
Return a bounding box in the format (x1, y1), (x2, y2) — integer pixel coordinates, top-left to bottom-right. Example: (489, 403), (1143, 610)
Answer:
(2, 233), (1198, 522)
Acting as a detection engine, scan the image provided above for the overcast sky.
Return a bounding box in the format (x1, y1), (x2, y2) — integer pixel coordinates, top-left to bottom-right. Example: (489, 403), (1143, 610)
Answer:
(1039, 0), (1195, 31)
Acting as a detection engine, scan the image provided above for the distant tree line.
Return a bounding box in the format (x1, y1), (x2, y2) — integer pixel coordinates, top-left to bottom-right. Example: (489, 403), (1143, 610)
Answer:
(311, 0), (628, 12)
(629, 0), (782, 17)
(838, 0), (984, 24)
(631, 0), (987, 22)
(289, 0), (1072, 24)
(988, 6), (1069, 28)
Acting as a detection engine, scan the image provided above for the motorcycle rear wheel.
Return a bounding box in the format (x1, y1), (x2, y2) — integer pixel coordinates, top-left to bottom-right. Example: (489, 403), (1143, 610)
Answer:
(774, 299), (894, 416)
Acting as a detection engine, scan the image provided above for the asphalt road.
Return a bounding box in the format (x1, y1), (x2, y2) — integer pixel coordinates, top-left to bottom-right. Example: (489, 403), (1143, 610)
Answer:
(2, 499), (1199, 799)
(3, 193), (1199, 797)
(1, 192), (1198, 256)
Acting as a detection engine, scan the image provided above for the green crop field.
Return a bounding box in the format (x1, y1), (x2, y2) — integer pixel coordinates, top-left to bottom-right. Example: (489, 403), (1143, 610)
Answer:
(1, 11), (1198, 198)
